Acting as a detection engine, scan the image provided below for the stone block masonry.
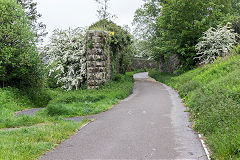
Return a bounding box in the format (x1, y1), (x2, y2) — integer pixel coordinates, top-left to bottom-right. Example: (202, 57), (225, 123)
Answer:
(86, 30), (110, 89)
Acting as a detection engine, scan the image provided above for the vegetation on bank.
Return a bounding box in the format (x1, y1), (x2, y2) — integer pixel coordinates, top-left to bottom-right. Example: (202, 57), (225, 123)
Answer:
(149, 54), (240, 159)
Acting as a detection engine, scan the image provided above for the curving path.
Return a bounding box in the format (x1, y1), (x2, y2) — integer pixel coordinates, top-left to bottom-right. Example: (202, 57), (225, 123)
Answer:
(40, 72), (207, 160)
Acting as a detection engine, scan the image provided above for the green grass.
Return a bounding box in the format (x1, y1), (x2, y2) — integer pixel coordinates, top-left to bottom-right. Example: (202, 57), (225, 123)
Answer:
(0, 120), (89, 160)
(0, 73), (134, 159)
(0, 87), (51, 129)
(41, 74), (134, 117)
(149, 55), (240, 160)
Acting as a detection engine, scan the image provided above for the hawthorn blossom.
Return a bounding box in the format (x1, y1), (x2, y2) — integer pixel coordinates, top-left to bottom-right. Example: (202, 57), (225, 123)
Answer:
(196, 23), (238, 64)
(44, 27), (87, 90)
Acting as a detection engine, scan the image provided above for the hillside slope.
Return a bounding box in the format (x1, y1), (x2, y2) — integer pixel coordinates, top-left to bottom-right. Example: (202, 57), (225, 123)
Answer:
(149, 55), (240, 159)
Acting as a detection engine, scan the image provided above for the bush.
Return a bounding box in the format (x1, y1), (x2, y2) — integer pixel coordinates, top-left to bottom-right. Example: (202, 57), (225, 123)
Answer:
(112, 74), (124, 82)
(44, 67), (63, 89)
(195, 24), (238, 64)
(0, 87), (32, 111)
(0, 0), (43, 88)
(43, 28), (87, 91)
(22, 87), (51, 108)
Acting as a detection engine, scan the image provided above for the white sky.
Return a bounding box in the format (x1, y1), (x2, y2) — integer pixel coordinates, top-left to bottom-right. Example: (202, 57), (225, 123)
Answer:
(37, 0), (144, 44)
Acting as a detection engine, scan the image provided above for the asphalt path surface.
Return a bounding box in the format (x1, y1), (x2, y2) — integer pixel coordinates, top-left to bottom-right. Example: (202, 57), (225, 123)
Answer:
(41, 72), (207, 160)
(15, 108), (43, 116)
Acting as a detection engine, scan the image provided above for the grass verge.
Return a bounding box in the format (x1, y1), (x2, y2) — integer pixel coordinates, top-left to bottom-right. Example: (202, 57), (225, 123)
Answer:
(149, 55), (240, 160)
(0, 73), (134, 159)
(0, 120), (89, 160)
(41, 74), (134, 117)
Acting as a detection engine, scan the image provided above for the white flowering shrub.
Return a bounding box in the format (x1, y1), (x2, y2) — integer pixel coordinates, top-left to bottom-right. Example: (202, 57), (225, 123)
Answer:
(44, 28), (86, 90)
(195, 23), (238, 64)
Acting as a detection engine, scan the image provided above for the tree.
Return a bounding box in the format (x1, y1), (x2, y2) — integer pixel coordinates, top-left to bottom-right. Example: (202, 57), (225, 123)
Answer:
(158, 0), (240, 71)
(156, 0), (214, 70)
(17, 0), (47, 43)
(133, 0), (162, 58)
(133, 0), (240, 73)
(44, 28), (86, 90)
(0, 0), (43, 87)
(133, 0), (162, 40)
(94, 0), (117, 28)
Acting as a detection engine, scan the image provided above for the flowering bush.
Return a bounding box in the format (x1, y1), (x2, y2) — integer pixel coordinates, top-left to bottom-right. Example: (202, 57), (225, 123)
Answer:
(195, 23), (238, 64)
(44, 28), (86, 90)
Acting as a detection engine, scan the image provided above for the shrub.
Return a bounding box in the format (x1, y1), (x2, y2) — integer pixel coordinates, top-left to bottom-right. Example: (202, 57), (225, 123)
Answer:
(22, 87), (51, 108)
(112, 73), (124, 82)
(43, 28), (87, 91)
(0, 0), (43, 88)
(195, 23), (238, 64)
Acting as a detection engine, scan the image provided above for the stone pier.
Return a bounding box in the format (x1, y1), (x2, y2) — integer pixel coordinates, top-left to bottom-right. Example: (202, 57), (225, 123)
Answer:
(86, 30), (109, 89)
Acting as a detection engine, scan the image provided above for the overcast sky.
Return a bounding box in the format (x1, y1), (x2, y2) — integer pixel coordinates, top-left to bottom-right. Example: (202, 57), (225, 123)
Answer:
(37, 0), (144, 44)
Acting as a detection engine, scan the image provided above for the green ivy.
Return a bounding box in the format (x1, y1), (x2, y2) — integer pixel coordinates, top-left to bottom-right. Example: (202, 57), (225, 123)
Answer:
(89, 20), (134, 74)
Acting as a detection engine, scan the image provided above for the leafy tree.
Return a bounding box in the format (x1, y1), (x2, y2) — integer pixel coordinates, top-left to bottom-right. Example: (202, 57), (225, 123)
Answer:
(0, 0), (43, 87)
(133, 0), (162, 58)
(133, 0), (162, 40)
(44, 28), (86, 90)
(133, 0), (240, 73)
(17, 0), (47, 43)
(156, 0), (214, 70)
(158, 0), (240, 70)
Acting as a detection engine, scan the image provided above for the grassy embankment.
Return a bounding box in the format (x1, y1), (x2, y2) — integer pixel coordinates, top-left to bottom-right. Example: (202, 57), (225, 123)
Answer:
(0, 73), (134, 160)
(149, 55), (240, 160)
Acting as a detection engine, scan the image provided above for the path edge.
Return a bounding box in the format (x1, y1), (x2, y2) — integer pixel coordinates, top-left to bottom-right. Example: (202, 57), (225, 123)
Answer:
(148, 76), (211, 160)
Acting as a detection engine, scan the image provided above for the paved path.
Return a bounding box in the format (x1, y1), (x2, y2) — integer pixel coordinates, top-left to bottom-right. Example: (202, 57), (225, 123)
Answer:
(41, 72), (207, 160)
(15, 108), (43, 116)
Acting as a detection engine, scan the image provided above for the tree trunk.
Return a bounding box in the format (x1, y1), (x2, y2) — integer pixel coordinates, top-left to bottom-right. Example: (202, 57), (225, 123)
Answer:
(159, 55), (165, 72)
